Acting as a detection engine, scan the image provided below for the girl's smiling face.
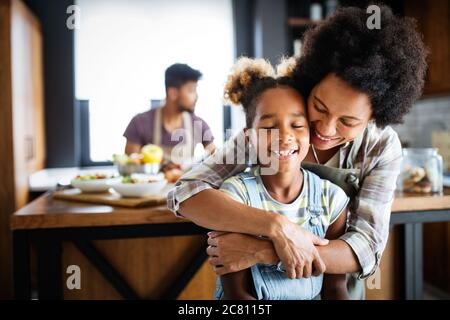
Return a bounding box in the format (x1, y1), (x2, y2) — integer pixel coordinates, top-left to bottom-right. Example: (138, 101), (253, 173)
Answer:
(307, 73), (373, 150)
(249, 86), (310, 174)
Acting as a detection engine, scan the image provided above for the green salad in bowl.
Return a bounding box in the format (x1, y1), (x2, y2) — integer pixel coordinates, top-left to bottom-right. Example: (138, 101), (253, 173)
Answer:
(109, 173), (167, 198)
(71, 173), (120, 193)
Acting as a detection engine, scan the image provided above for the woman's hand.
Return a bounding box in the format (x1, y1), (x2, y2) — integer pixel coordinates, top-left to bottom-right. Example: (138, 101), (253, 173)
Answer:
(206, 232), (278, 276)
(269, 215), (328, 279)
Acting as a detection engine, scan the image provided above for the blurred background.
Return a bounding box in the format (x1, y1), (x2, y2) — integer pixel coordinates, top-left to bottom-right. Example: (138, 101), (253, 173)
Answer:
(1, 0), (450, 300)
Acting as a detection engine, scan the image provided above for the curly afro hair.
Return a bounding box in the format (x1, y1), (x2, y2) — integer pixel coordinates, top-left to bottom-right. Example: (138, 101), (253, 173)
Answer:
(224, 57), (299, 127)
(292, 5), (427, 127)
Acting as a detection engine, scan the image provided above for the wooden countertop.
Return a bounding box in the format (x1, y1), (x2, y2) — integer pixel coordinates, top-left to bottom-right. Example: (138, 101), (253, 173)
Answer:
(11, 188), (450, 231)
(391, 187), (450, 213)
(10, 192), (184, 230)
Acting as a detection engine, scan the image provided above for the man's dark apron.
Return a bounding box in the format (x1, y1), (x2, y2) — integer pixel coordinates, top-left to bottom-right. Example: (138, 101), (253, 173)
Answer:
(153, 107), (195, 170)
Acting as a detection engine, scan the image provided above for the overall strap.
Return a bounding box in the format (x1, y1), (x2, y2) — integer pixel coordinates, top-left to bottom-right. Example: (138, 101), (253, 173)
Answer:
(305, 170), (326, 239)
(307, 170), (324, 216)
(238, 171), (263, 209)
(153, 107), (162, 146)
(181, 111), (194, 157)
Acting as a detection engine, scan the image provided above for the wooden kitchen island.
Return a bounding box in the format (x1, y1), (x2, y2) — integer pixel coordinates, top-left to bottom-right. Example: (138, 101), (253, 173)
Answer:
(11, 192), (213, 300)
(11, 188), (450, 300)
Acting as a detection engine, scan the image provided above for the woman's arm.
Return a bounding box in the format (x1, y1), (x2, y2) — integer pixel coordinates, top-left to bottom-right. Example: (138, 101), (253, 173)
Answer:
(206, 231), (361, 275)
(207, 232), (278, 275)
(338, 128), (402, 279)
(170, 132), (328, 279)
(174, 132), (279, 235)
(206, 209), (359, 280)
(195, 190), (328, 279)
(179, 189), (282, 238)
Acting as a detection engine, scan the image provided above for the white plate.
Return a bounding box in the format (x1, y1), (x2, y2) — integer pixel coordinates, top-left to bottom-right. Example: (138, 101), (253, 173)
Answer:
(71, 177), (121, 193)
(109, 179), (167, 198)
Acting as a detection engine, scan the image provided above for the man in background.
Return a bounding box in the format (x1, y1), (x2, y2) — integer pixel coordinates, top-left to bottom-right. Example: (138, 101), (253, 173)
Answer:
(124, 63), (215, 167)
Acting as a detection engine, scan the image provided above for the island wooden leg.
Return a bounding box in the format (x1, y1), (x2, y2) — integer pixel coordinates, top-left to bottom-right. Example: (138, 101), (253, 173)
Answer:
(404, 223), (423, 300)
(162, 242), (209, 299)
(35, 233), (62, 300)
(12, 230), (31, 299)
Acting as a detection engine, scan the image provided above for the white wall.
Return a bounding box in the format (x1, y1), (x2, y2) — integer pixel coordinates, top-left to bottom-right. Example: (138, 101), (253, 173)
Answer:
(393, 95), (450, 148)
(75, 0), (235, 161)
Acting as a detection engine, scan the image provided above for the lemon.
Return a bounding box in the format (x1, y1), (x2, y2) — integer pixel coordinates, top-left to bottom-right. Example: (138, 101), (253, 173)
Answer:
(141, 144), (164, 163)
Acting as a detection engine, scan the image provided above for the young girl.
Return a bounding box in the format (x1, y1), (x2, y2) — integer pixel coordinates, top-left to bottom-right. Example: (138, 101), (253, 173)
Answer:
(215, 58), (350, 300)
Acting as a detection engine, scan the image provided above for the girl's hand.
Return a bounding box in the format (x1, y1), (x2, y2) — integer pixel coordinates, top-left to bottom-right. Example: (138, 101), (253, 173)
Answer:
(206, 232), (277, 276)
(269, 215), (328, 279)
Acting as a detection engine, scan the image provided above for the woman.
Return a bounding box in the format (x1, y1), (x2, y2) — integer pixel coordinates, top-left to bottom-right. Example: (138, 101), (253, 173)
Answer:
(216, 57), (349, 300)
(167, 5), (427, 298)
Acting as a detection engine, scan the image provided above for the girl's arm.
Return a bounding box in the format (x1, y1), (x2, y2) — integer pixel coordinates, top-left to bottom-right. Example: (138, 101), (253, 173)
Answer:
(221, 270), (256, 300)
(315, 239), (360, 274)
(195, 189), (329, 280)
(321, 208), (349, 300)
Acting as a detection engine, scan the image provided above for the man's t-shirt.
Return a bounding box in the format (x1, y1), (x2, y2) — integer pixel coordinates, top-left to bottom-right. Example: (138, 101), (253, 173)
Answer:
(123, 108), (214, 147)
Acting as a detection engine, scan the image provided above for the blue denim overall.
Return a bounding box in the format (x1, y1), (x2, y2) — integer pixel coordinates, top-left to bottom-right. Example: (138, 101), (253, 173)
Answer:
(215, 170), (326, 300)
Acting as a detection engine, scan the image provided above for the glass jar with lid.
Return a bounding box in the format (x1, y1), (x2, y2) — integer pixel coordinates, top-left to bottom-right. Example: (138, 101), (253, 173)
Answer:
(397, 148), (443, 194)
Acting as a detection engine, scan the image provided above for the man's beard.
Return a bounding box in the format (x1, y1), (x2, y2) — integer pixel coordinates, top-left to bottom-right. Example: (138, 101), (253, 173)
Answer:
(177, 104), (194, 113)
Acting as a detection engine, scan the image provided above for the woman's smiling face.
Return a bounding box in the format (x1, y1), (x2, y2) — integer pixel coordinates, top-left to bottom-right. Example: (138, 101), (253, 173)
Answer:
(250, 86), (310, 173)
(308, 73), (373, 150)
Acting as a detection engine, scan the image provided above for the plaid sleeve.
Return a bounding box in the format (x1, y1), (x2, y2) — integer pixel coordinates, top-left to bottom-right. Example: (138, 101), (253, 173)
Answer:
(167, 130), (249, 216)
(340, 128), (402, 279)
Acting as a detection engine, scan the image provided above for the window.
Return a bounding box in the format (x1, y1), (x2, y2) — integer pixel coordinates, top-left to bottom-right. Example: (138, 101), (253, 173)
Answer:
(75, 0), (235, 162)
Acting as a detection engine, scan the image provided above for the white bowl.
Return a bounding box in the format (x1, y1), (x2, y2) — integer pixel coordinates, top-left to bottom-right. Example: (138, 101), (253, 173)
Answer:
(129, 172), (165, 181)
(71, 177), (121, 193)
(109, 179), (167, 198)
(116, 162), (161, 176)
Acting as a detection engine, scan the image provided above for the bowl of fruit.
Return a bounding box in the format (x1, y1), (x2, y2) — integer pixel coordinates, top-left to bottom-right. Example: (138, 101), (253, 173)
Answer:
(71, 173), (121, 193)
(113, 144), (164, 176)
(109, 173), (167, 198)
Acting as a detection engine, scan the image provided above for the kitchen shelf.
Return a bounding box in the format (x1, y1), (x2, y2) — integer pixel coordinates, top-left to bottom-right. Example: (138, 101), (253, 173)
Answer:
(287, 18), (323, 27)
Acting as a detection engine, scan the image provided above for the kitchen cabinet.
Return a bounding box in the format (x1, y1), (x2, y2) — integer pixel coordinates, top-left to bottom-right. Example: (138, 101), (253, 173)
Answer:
(405, 1), (450, 295)
(10, 0), (46, 208)
(0, 0), (45, 298)
(286, 0), (450, 96)
(404, 0), (450, 95)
